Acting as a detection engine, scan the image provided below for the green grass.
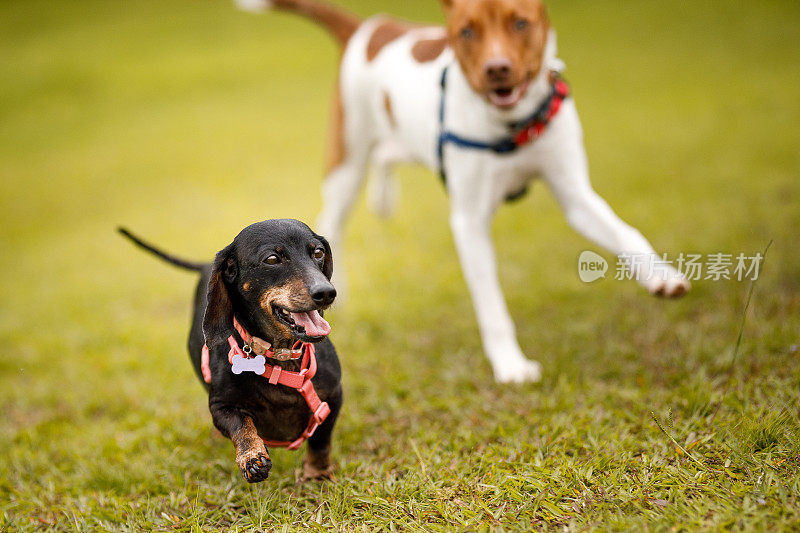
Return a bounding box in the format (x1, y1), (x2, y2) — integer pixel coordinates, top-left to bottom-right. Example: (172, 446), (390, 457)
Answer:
(2, 0), (799, 530)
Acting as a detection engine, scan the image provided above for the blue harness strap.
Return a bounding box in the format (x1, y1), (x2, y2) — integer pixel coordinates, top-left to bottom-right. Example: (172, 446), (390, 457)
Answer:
(437, 65), (570, 185)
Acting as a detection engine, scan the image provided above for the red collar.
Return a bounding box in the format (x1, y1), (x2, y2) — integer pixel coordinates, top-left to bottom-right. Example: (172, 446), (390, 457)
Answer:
(200, 318), (331, 450)
(508, 73), (570, 147)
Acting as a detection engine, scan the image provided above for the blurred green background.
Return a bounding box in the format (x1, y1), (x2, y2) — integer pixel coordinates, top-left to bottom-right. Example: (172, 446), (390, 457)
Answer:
(1, 0), (799, 529)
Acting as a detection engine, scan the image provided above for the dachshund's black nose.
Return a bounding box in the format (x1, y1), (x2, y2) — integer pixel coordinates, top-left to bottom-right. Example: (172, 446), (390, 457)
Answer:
(310, 282), (337, 306)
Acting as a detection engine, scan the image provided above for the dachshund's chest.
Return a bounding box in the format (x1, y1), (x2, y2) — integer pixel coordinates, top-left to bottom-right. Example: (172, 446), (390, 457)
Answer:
(237, 374), (339, 442)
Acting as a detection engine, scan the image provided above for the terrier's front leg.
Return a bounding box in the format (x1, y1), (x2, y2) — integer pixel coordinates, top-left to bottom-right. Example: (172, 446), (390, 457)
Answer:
(557, 184), (691, 297)
(541, 103), (690, 298)
(450, 211), (542, 384)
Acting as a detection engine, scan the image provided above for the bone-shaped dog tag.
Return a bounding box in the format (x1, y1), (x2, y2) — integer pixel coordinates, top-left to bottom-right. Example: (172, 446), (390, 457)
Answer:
(231, 353), (266, 375)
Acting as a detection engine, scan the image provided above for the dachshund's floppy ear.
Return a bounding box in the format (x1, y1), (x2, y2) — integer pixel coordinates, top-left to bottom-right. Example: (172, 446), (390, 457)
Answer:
(202, 244), (237, 347)
(318, 234), (333, 280)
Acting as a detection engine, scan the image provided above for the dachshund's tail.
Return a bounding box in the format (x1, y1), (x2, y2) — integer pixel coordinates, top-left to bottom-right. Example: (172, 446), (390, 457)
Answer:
(118, 227), (205, 272)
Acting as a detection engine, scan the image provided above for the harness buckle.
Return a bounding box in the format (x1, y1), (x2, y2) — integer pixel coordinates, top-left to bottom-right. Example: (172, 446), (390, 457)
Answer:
(313, 402), (331, 424)
(271, 346), (302, 361)
(272, 351), (290, 361)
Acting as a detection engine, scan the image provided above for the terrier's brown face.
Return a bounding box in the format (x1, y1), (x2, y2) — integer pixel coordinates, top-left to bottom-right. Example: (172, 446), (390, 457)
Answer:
(442, 0), (550, 109)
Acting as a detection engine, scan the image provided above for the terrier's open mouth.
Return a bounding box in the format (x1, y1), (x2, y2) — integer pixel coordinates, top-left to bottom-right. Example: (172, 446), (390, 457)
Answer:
(487, 79), (531, 109)
(272, 304), (331, 341)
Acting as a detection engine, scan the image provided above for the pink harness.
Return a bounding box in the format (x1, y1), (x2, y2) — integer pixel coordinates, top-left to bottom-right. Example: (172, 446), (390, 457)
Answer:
(201, 319), (331, 450)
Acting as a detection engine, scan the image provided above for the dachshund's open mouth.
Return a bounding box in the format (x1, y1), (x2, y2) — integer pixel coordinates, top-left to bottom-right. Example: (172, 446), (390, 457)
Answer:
(272, 304), (331, 341)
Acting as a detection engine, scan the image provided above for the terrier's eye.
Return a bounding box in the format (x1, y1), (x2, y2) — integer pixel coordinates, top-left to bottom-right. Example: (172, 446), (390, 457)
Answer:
(514, 18), (529, 31)
(313, 248), (325, 261)
(460, 26), (475, 39)
(264, 255), (280, 265)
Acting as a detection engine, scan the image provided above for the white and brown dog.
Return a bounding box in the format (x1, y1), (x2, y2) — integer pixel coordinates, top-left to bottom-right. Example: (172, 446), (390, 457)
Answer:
(236, 0), (690, 383)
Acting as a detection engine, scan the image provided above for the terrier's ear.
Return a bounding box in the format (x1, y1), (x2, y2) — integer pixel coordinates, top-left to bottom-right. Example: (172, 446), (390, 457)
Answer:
(440, 0), (453, 10)
(202, 244), (236, 348)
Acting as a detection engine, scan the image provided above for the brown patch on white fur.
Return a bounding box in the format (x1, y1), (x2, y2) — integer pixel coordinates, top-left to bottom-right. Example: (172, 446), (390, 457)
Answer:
(383, 91), (396, 129)
(302, 445), (334, 481)
(366, 19), (412, 62)
(411, 36), (448, 63)
(441, 0), (549, 97)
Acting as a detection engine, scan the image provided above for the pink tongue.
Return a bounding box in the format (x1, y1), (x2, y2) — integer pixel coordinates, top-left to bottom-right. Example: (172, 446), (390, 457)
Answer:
(289, 310), (331, 337)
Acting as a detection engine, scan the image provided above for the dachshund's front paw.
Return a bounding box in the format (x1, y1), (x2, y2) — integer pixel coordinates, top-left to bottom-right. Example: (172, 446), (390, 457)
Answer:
(238, 452), (272, 483)
(232, 419), (272, 482)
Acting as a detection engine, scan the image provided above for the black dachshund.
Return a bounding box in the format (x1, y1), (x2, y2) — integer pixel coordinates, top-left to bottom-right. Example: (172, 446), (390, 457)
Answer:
(120, 219), (342, 482)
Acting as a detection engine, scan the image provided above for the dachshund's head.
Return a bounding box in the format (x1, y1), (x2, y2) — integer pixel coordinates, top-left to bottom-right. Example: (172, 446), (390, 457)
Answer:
(202, 219), (335, 349)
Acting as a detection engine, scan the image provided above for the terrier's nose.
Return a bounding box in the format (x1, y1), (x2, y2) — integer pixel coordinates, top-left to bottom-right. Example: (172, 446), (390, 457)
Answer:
(310, 282), (337, 306)
(484, 58), (512, 82)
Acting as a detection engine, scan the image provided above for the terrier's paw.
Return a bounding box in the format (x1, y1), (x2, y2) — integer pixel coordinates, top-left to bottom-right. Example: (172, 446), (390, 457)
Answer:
(633, 258), (691, 299)
(493, 358), (542, 384)
(651, 276), (691, 298)
(238, 452), (272, 483)
(643, 271), (691, 298)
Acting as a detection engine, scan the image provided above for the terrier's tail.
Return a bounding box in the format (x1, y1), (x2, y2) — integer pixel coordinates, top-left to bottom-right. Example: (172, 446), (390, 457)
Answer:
(235, 0), (360, 46)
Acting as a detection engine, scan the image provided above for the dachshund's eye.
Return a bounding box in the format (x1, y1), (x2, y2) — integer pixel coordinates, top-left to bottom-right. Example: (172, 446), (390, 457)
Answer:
(313, 248), (325, 261)
(460, 26), (475, 40)
(514, 18), (529, 31)
(264, 254), (280, 265)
